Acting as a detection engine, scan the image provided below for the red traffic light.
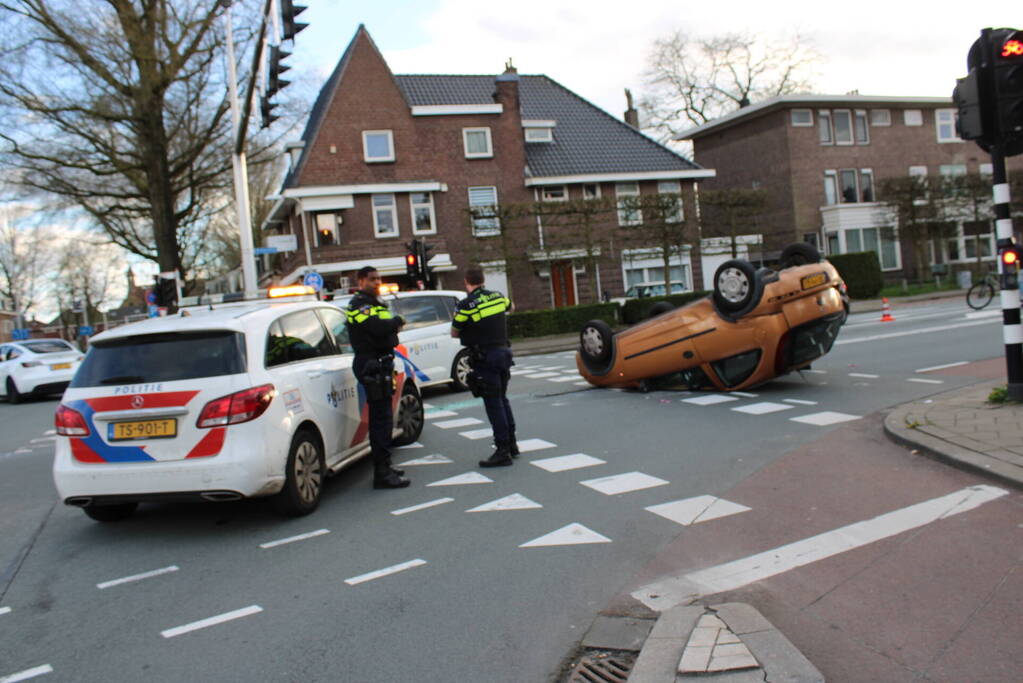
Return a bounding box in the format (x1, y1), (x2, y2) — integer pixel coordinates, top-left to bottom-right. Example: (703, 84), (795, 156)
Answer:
(405, 253), (417, 266)
(1002, 38), (1023, 59)
(1002, 248), (1020, 266)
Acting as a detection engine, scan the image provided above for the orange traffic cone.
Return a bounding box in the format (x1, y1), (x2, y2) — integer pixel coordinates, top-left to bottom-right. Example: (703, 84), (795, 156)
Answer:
(880, 297), (895, 322)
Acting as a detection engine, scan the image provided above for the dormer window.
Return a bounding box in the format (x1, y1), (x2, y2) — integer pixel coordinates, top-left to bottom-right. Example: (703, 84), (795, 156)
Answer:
(523, 120), (555, 143)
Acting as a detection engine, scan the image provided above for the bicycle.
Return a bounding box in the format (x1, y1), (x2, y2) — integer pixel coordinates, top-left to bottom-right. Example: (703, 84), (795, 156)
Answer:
(966, 271), (1000, 310)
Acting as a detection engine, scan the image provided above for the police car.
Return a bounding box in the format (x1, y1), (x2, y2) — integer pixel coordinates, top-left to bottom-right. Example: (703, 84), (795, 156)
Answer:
(332, 288), (471, 392)
(52, 287), (425, 522)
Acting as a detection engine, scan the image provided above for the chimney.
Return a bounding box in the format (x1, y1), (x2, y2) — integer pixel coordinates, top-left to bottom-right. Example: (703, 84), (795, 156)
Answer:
(495, 58), (520, 109)
(623, 88), (639, 128)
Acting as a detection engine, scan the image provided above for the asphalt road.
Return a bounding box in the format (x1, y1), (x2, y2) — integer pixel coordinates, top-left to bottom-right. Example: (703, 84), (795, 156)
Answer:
(0, 299), (1017, 682)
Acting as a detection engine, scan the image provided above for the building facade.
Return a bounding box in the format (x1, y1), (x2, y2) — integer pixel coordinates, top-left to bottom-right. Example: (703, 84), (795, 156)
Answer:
(265, 26), (714, 310)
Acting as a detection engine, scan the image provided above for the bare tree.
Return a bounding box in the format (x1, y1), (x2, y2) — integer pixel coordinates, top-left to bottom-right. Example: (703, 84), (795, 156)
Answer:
(640, 30), (820, 140)
(0, 200), (55, 324)
(875, 175), (945, 281)
(619, 193), (695, 294)
(698, 188), (769, 259)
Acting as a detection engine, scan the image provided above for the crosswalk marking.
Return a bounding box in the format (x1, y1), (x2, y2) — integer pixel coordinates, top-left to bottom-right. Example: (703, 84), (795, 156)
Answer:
(524, 372), (561, 378)
(467, 493), (543, 512)
(548, 375), (581, 383)
(531, 453), (605, 472)
(426, 472), (494, 487)
(580, 472), (670, 495)
(520, 523), (612, 547)
(433, 417), (484, 429)
(789, 411), (860, 426)
(458, 428), (493, 440)
(424, 410), (459, 419)
(683, 395), (738, 406)
(395, 454), (454, 466)
(645, 496), (751, 526)
(516, 438), (557, 453)
(731, 402), (793, 415)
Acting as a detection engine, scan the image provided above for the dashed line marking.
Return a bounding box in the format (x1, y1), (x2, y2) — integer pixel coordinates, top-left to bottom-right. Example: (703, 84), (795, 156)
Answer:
(848, 372), (880, 379)
(906, 378), (944, 384)
(345, 559), (427, 585)
(731, 402), (793, 415)
(391, 498), (454, 516)
(259, 529), (330, 549)
(0, 606), (10, 616)
(783, 399), (818, 405)
(97, 565), (180, 589)
(0, 665), (53, 683)
(916, 361), (969, 373)
(161, 605), (263, 638)
(433, 417), (484, 429)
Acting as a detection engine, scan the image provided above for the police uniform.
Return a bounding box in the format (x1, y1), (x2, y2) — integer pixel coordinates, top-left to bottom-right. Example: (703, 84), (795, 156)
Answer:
(345, 288), (409, 488)
(452, 286), (518, 467)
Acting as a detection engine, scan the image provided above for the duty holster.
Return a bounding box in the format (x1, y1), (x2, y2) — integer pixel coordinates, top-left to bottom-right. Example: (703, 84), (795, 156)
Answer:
(466, 348), (499, 398)
(357, 355), (395, 401)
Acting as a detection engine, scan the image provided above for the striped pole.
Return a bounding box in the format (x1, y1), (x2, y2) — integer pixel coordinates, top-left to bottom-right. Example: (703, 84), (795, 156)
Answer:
(992, 145), (1023, 400)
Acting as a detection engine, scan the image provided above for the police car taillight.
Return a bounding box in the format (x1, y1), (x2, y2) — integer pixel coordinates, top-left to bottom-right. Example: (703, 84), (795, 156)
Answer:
(196, 384), (275, 428)
(55, 404), (90, 437)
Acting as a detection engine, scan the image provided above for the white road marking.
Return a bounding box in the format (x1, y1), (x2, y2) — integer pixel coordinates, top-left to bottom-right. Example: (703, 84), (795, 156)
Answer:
(345, 559), (427, 585)
(520, 523), (612, 547)
(731, 402), (793, 415)
(548, 375), (582, 382)
(535, 365), (566, 370)
(466, 493), (543, 512)
(801, 369), (827, 374)
(633, 485), (1008, 611)
(730, 391), (758, 398)
(790, 411), (861, 426)
(964, 310), (1002, 320)
(516, 438), (557, 453)
(783, 399), (818, 405)
(907, 378), (944, 384)
(683, 394), (738, 405)
(580, 472), (670, 496)
(574, 381), (590, 386)
(161, 605), (263, 638)
(524, 372), (561, 378)
(646, 496), (751, 526)
(391, 498), (454, 516)
(0, 665), (53, 683)
(28, 437), (54, 444)
(12, 449), (31, 455)
(424, 410), (459, 419)
(97, 565), (180, 589)
(848, 373), (880, 378)
(836, 320), (997, 346)
(0, 606), (10, 616)
(395, 454), (453, 466)
(433, 417), (484, 429)
(394, 442), (423, 449)
(458, 428), (493, 440)
(427, 472), (494, 486)
(531, 453), (606, 472)
(259, 529), (330, 549)
(509, 369), (534, 375)
(915, 361), (969, 373)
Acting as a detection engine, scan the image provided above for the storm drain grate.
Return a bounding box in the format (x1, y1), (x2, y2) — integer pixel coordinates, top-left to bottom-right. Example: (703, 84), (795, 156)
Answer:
(566, 651), (635, 682)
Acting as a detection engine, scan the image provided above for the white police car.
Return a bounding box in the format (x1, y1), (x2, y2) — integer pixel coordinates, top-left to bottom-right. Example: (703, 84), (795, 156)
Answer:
(1, 338), (84, 403)
(332, 288), (471, 392)
(52, 288), (425, 522)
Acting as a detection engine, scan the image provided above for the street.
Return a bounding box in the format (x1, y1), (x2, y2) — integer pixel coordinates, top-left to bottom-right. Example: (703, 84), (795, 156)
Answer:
(1, 297), (1021, 682)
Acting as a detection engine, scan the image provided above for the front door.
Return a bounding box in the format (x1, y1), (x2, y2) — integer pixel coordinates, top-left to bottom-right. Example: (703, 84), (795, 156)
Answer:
(550, 261), (577, 308)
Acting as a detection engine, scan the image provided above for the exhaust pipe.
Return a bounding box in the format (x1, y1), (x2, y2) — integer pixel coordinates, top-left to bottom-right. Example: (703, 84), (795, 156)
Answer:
(200, 491), (243, 502)
(65, 497), (93, 508)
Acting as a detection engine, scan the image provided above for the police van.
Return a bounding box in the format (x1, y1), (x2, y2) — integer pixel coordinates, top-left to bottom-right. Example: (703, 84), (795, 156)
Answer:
(52, 287), (425, 522)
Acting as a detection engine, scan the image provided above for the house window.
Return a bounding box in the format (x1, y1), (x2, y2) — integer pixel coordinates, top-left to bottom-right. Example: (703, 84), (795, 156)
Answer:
(409, 192), (436, 235)
(657, 180), (684, 222)
(362, 130), (394, 162)
(818, 110), (833, 144)
(622, 250), (691, 294)
(936, 109), (960, 143)
(468, 186), (500, 236)
(854, 110), (869, 144)
(870, 109), (891, 126)
(839, 170), (858, 203)
(583, 183), (601, 200)
(860, 169), (875, 202)
(823, 171), (838, 206)
(833, 110), (853, 145)
(616, 182), (642, 226)
(909, 166), (929, 205)
(840, 227), (900, 270)
(463, 127), (493, 158)
(315, 212), (340, 246)
(541, 185), (567, 202)
(791, 109), (813, 126)
(525, 127), (553, 142)
(963, 221), (994, 260)
(903, 109), (923, 126)
(371, 194), (397, 237)
(980, 163), (993, 176)
(940, 164), (967, 177)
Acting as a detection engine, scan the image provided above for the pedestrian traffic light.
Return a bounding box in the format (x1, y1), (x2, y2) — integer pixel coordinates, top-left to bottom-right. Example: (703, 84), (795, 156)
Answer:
(154, 276), (177, 308)
(993, 30), (1023, 139)
(1002, 245), (1021, 269)
(417, 240), (434, 286)
(280, 0), (308, 41)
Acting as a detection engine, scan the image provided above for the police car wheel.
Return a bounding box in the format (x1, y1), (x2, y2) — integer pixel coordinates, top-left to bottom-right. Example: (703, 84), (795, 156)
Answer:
(393, 382), (424, 446)
(83, 502), (137, 522)
(6, 377), (22, 404)
(273, 429), (324, 517)
(712, 260), (761, 314)
(579, 320), (613, 365)
(451, 349), (472, 392)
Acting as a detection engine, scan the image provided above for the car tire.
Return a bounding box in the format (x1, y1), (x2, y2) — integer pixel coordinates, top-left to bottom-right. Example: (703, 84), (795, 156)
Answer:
(779, 242), (822, 269)
(712, 260), (762, 315)
(83, 503), (138, 522)
(450, 348), (471, 392)
(273, 429), (325, 517)
(392, 381), (424, 447)
(6, 377), (22, 404)
(579, 319), (614, 366)
(647, 301), (674, 319)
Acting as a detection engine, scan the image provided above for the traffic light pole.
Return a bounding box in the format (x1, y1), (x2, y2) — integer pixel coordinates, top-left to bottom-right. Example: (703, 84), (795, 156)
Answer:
(992, 145), (1023, 400)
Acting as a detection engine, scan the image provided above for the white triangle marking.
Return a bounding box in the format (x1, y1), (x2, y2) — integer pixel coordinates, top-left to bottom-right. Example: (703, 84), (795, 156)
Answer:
(520, 523), (612, 547)
(466, 493), (543, 512)
(396, 454), (454, 466)
(426, 471), (494, 487)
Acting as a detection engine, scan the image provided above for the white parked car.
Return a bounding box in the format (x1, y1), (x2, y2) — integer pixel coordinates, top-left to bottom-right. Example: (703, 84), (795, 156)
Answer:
(1, 338), (84, 403)
(332, 289), (471, 392)
(52, 293), (425, 522)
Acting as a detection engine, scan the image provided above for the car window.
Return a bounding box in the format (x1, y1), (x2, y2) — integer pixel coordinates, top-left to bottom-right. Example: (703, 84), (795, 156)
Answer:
(0, 345), (7, 361)
(392, 296), (451, 329)
(710, 349), (762, 388)
(317, 307), (353, 354)
(71, 331), (247, 387)
(7, 347), (21, 360)
(23, 340), (75, 354)
(266, 309), (336, 367)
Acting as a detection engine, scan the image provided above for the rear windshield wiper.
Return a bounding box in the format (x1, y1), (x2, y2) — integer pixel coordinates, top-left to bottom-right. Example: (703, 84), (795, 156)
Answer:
(99, 376), (146, 385)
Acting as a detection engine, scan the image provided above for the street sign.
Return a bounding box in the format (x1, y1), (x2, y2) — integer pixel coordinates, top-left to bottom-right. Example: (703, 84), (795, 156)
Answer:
(12, 328), (30, 340)
(71, 300), (84, 313)
(303, 271), (324, 291)
(146, 289), (157, 305)
(79, 325), (94, 336)
(253, 247), (278, 255)
(266, 234), (298, 252)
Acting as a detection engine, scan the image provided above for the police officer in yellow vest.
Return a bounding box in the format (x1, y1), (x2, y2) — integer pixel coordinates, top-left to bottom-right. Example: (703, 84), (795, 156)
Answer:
(451, 266), (518, 467)
(345, 266), (410, 489)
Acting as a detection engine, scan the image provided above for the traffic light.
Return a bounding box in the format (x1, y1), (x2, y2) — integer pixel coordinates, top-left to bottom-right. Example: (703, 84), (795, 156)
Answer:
(280, 0), (308, 41)
(1002, 244), (1021, 269)
(267, 45), (291, 97)
(259, 95), (278, 129)
(993, 30), (1023, 139)
(154, 276), (177, 309)
(405, 240), (420, 278)
(417, 240), (434, 286)
(953, 71), (985, 141)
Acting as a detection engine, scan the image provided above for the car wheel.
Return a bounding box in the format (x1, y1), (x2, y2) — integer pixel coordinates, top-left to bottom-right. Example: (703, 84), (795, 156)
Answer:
(393, 381), (424, 446)
(647, 301), (674, 319)
(712, 260), (761, 315)
(579, 320), (613, 365)
(779, 242), (822, 269)
(273, 429), (325, 517)
(6, 377), (22, 404)
(450, 348), (471, 392)
(83, 503), (137, 522)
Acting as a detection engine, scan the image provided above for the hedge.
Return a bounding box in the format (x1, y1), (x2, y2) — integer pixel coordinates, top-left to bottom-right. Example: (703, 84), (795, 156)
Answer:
(621, 291), (709, 325)
(826, 252), (883, 299)
(508, 302), (619, 338)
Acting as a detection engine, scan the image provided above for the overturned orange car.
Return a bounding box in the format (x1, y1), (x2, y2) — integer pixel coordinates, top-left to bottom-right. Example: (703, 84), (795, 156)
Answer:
(576, 244), (848, 392)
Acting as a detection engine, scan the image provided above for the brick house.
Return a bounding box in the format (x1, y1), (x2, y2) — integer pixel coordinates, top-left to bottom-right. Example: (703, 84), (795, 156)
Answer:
(264, 26), (714, 310)
(681, 95), (1023, 284)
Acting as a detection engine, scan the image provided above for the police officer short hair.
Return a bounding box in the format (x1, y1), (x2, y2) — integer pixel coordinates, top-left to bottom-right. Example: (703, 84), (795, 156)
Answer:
(357, 265), (378, 280)
(464, 266), (485, 285)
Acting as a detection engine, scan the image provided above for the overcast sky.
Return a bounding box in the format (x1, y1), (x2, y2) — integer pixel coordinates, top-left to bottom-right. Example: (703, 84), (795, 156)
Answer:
(288, 0), (1018, 121)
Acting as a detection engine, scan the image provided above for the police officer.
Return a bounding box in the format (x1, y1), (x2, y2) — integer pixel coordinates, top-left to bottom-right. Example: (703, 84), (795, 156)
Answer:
(345, 266), (410, 489)
(451, 266), (518, 467)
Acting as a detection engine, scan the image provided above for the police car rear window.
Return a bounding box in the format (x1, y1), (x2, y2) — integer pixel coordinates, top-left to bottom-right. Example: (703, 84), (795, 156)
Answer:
(71, 331), (247, 387)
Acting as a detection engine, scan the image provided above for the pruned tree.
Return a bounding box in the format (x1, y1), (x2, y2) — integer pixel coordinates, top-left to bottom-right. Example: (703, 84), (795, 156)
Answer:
(527, 196), (616, 304)
(875, 175), (946, 281)
(698, 188), (769, 260)
(51, 236), (127, 335)
(640, 30), (820, 140)
(619, 192), (695, 294)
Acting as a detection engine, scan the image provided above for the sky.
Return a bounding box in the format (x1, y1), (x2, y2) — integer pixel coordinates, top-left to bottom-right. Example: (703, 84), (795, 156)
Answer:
(288, 0), (1020, 123)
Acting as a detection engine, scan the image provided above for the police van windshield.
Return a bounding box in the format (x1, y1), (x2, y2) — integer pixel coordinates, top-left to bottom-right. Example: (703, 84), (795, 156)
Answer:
(71, 331), (247, 387)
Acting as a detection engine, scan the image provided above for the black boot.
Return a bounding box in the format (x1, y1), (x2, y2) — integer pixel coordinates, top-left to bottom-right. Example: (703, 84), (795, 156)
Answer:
(373, 463), (410, 489)
(509, 436), (519, 458)
(385, 457), (405, 476)
(479, 443), (513, 468)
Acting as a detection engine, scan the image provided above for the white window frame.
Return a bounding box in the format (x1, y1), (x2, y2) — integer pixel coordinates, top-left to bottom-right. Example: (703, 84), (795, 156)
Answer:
(854, 110), (869, 144)
(362, 130), (394, 163)
(838, 169), (858, 203)
(657, 180), (684, 223)
(541, 185), (568, 202)
(791, 109), (813, 126)
(525, 127), (553, 142)
(468, 186), (501, 236)
(860, 168), (875, 202)
(409, 192), (436, 235)
(936, 108), (961, 143)
(870, 109), (891, 126)
(818, 110), (833, 144)
(980, 163), (993, 176)
(903, 109), (923, 126)
(582, 183), (601, 200)
(371, 193), (398, 238)
(823, 170), (838, 206)
(463, 127), (493, 159)
(835, 227), (902, 271)
(621, 249), (692, 294)
(908, 166), (929, 205)
(833, 109), (854, 145)
(314, 212), (341, 246)
(616, 182), (642, 226)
